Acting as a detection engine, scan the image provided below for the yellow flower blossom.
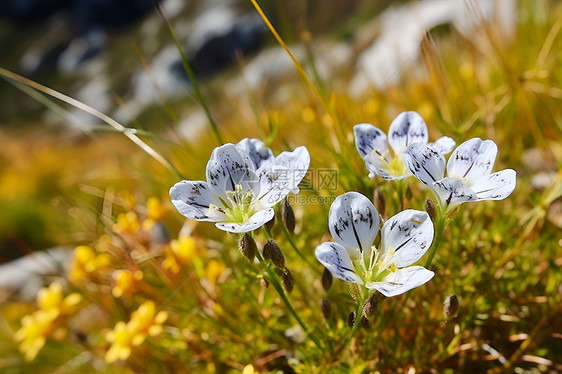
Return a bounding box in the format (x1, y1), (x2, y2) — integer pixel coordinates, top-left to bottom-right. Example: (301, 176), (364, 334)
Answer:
(112, 270), (144, 298)
(242, 364), (255, 374)
(205, 259), (226, 284)
(37, 282), (82, 316)
(162, 236), (199, 274)
(105, 301), (168, 363)
(14, 309), (58, 361)
(113, 211), (140, 235)
(141, 197), (168, 235)
(69, 245), (112, 282)
(15, 282), (81, 361)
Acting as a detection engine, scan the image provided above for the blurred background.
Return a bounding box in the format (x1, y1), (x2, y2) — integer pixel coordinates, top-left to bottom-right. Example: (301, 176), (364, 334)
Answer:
(0, 0), (518, 263)
(1, 1), (562, 372)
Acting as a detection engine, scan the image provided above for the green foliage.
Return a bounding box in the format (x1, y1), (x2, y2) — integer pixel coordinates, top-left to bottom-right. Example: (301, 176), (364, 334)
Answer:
(1, 0), (562, 373)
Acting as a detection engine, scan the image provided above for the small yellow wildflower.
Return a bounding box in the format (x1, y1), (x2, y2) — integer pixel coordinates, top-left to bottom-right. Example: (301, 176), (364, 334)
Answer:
(112, 270), (144, 298)
(105, 301), (168, 363)
(113, 211), (140, 235)
(69, 245), (112, 282)
(14, 309), (58, 361)
(37, 282), (82, 316)
(15, 282), (81, 361)
(105, 321), (132, 363)
(162, 236), (199, 274)
(205, 259), (226, 284)
(142, 197), (167, 231)
(242, 364), (255, 374)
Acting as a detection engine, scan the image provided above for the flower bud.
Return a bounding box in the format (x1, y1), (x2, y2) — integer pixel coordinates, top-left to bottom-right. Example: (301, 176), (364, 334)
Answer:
(282, 268), (294, 293)
(264, 239), (285, 268)
(363, 293), (379, 319)
(322, 268), (333, 292)
(321, 297), (331, 320)
(260, 278), (269, 288)
(282, 198), (296, 234)
(265, 214), (276, 230)
(374, 188), (386, 217)
(239, 234), (256, 262)
(360, 315), (370, 330)
(425, 198), (437, 221)
(348, 311), (356, 328)
(443, 294), (459, 320)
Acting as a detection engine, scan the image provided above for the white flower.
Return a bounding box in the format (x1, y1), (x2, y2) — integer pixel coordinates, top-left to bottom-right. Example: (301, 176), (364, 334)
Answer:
(354, 111), (455, 180)
(315, 192), (434, 297)
(170, 140), (310, 233)
(401, 138), (516, 209)
(236, 138), (310, 193)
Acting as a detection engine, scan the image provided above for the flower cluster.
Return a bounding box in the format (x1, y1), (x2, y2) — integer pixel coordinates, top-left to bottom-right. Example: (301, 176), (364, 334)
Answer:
(402, 138), (516, 210)
(354, 111), (455, 180)
(315, 192), (435, 297)
(69, 245), (112, 282)
(170, 138), (310, 233)
(14, 282), (82, 361)
(105, 300), (168, 363)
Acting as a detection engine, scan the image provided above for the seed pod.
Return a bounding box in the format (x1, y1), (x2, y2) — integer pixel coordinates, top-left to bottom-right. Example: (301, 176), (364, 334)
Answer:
(374, 188), (386, 217)
(282, 268), (294, 293)
(260, 278), (269, 289)
(360, 315), (370, 330)
(265, 214), (276, 230)
(282, 198), (296, 234)
(443, 294), (459, 320)
(348, 311), (356, 328)
(363, 293), (379, 319)
(264, 239), (285, 268)
(425, 198), (437, 221)
(321, 268), (333, 292)
(239, 233), (257, 262)
(321, 297), (331, 320)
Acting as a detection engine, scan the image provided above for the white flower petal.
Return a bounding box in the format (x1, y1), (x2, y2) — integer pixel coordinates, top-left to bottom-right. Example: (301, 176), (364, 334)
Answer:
(353, 123), (389, 159)
(215, 208), (274, 233)
(206, 144), (258, 198)
(256, 165), (292, 208)
(169, 181), (225, 222)
(447, 138), (497, 181)
(365, 266), (434, 297)
(236, 138), (274, 169)
(328, 192), (379, 258)
(470, 169), (516, 201)
(432, 177), (477, 207)
(273, 146), (310, 193)
(315, 242), (363, 284)
(388, 111), (428, 154)
(429, 136), (456, 154)
(380, 210), (434, 268)
(402, 143), (446, 187)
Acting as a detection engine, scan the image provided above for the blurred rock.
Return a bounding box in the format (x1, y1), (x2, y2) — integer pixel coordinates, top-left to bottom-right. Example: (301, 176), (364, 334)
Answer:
(2, 0), (159, 75)
(350, 0), (516, 95)
(0, 247), (71, 301)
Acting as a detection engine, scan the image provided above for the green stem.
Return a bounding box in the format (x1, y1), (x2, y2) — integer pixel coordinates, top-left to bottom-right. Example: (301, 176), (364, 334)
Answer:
(424, 204), (447, 268)
(331, 289), (368, 358)
(255, 250), (323, 349)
